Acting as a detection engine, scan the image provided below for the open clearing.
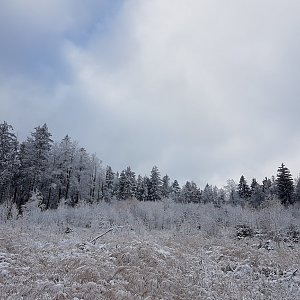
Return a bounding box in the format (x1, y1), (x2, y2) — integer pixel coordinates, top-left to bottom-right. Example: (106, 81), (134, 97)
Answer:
(1, 223), (299, 300)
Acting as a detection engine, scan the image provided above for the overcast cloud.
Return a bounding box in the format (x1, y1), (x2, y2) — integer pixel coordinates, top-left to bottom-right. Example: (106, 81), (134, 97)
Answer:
(1, 0), (300, 187)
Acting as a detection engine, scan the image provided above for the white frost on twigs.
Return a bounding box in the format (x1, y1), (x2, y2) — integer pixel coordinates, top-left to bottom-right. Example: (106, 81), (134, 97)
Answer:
(89, 226), (130, 245)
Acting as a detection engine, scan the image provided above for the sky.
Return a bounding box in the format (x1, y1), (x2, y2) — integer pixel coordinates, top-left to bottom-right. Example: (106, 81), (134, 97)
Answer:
(1, 0), (300, 187)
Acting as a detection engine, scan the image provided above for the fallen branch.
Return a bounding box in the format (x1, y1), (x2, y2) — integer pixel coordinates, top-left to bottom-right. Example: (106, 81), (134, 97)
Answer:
(89, 226), (128, 244)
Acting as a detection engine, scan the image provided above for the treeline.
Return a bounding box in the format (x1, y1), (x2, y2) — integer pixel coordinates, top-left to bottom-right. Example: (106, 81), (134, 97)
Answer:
(0, 121), (299, 213)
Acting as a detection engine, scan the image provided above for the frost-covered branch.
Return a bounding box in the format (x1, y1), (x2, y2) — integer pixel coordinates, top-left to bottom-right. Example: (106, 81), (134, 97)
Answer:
(89, 226), (129, 244)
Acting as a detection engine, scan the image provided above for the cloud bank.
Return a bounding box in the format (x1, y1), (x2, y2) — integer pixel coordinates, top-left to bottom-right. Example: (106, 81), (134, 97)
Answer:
(1, 0), (300, 186)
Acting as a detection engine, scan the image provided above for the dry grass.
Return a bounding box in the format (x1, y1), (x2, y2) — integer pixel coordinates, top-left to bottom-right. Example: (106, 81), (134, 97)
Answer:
(0, 223), (299, 300)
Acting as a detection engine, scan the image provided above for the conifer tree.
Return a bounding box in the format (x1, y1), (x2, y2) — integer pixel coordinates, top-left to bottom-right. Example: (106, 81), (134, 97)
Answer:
(118, 170), (126, 200)
(148, 166), (162, 201)
(249, 178), (265, 207)
(276, 163), (294, 205)
(136, 175), (144, 201)
(238, 175), (251, 199)
(250, 178), (258, 195)
(263, 176), (277, 200)
(216, 188), (226, 207)
(294, 178), (300, 204)
(19, 124), (53, 206)
(112, 171), (119, 199)
(180, 181), (201, 203)
(0, 122), (18, 204)
(202, 183), (214, 204)
(161, 174), (171, 198)
(118, 167), (136, 200)
(103, 166), (115, 201)
(171, 179), (181, 201)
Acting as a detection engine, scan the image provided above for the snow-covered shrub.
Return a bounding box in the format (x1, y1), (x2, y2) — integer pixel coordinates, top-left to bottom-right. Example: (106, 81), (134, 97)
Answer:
(22, 190), (44, 214)
(3, 198), (298, 243)
(0, 199), (18, 222)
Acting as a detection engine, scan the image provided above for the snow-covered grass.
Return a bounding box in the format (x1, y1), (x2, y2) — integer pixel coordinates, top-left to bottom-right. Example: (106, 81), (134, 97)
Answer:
(0, 200), (300, 299)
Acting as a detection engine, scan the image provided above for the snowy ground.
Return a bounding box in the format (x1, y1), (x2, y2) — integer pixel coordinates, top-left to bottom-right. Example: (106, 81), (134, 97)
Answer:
(1, 222), (299, 300)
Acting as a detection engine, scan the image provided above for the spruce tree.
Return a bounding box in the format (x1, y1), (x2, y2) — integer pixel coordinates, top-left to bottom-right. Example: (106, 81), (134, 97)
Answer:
(202, 183), (214, 204)
(262, 177), (277, 200)
(118, 167), (136, 200)
(294, 178), (300, 204)
(181, 181), (201, 203)
(276, 163), (294, 205)
(250, 178), (258, 196)
(103, 166), (115, 201)
(19, 124), (53, 206)
(161, 174), (171, 198)
(249, 178), (265, 207)
(144, 176), (151, 201)
(136, 175), (144, 201)
(216, 188), (226, 206)
(135, 175), (150, 201)
(238, 175), (251, 199)
(170, 179), (181, 201)
(262, 177), (271, 193)
(0, 122), (18, 204)
(118, 170), (126, 200)
(148, 166), (162, 201)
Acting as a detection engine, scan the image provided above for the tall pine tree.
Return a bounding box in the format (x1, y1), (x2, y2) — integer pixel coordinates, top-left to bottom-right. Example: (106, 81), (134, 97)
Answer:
(0, 122), (18, 204)
(19, 124), (53, 207)
(118, 167), (136, 200)
(148, 166), (162, 201)
(276, 163), (294, 206)
(170, 179), (181, 201)
(238, 175), (251, 199)
(103, 166), (115, 201)
(161, 174), (171, 199)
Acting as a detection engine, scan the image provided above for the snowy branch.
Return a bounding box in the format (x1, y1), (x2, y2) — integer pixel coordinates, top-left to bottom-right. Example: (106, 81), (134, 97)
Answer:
(89, 226), (129, 244)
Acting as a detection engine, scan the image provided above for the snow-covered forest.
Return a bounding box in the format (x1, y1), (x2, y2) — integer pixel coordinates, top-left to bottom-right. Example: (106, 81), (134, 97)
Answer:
(1, 122), (300, 211)
(1, 122), (300, 299)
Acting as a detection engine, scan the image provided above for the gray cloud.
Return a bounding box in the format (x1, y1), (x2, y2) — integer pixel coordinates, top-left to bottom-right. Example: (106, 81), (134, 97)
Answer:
(1, 0), (300, 186)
